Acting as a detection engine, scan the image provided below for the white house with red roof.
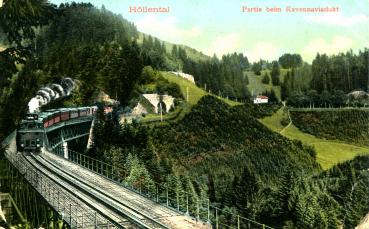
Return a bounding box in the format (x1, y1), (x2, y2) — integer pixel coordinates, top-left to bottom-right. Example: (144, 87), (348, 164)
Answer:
(254, 95), (268, 104)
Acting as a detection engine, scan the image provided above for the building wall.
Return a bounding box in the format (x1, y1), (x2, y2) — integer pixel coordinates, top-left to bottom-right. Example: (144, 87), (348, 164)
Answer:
(171, 71), (195, 84)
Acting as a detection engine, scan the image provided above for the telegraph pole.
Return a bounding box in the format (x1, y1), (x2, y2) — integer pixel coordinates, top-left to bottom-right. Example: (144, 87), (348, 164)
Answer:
(186, 87), (189, 102)
(160, 103), (163, 122)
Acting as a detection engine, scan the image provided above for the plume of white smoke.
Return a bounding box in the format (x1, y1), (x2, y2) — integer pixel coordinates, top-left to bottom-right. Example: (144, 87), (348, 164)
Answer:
(28, 78), (75, 113)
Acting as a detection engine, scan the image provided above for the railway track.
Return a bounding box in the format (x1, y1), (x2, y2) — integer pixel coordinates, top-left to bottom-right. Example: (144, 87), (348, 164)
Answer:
(42, 152), (180, 220)
(26, 154), (169, 229)
(23, 155), (128, 228)
(3, 135), (115, 228)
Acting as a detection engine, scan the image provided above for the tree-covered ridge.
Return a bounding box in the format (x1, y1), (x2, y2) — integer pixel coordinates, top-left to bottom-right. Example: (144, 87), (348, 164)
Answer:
(290, 110), (369, 146)
(33, 3), (144, 106)
(147, 96), (369, 228)
(0, 0), (57, 140)
(181, 53), (251, 99)
(319, 155), (369, 228)
(38, 2), (138, 46)
(89, 95), (369, 228)
(311, 50), (369, 93)
(150, 96), (319, 221)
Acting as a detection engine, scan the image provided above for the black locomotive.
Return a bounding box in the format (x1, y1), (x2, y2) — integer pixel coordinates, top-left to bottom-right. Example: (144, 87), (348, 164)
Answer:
(16, 106), (97, 153)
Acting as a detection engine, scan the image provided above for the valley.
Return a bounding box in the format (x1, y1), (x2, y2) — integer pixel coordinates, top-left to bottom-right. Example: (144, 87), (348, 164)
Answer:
(260, 107), (369, 169)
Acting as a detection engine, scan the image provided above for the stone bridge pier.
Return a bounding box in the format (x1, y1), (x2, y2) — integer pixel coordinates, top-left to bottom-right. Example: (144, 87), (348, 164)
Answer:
(142, 94), (175, 113)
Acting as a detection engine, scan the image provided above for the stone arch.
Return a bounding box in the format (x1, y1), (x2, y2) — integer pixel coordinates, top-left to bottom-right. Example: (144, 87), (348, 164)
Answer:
(142, 93), (175, 114)
(162, 95), (175, 113)
(157, 101), (167, 114)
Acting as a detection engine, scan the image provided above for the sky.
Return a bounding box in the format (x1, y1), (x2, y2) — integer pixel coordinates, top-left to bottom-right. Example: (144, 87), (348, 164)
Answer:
(49, 0), (369, 63)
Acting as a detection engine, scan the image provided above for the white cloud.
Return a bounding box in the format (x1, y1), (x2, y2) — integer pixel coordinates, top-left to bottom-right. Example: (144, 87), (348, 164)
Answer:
(244, 42), (281, 63)
(305, 13), (369, 26)
(302, 36), (354, 61)
(135, 15), (201, 42)
(203, 33), (242, 57)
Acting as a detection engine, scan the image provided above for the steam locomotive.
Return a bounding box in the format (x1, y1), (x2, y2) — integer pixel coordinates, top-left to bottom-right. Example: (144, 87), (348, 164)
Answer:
(17, 106), (97, 153)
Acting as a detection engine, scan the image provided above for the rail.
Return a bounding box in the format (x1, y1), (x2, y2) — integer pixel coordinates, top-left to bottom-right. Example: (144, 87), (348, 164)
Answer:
(1, 132), (114, 228)
(31, 154), (169, 229)
(3, 130), (275, 228)
(57, 148), (274, 229)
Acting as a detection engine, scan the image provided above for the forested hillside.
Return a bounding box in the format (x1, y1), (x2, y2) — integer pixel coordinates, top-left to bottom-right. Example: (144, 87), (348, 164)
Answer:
(291, 110), (369, 146)
(35, 2), (143, 106)
(285, 50), (369, 107)
(150, 97), (368, 228)
(144, 39), (252, 99)
(1, 1), (369, 228)
(93, 95), (369, 228)
(311, 51), (369, 93)
(181, 53), (251, 98)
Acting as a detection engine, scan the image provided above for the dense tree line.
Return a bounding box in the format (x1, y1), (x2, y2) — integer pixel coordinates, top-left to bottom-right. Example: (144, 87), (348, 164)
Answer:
(0, 0), (56, 140)
(272, 50), (368, 103)
(278, 53), (303, 69)
(141, 35), (168, 70)
(179, 52), (250, 98)
(286, 90), (347, 108)
(35, 3), (142, 106)
(291, 110), (369, 146)
(281, 64), (313, 101)
(310, 50), (369, 93)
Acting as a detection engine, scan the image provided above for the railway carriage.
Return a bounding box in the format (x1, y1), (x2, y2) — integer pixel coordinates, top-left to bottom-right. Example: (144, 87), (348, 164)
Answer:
(17, 106), (97, 153)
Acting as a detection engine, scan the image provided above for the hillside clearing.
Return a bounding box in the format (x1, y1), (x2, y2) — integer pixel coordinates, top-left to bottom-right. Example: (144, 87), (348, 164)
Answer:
(141, 72), (241, 124)
(161, 72), (241, 106)
(260, 108), (369, 169)
(246, 70), (283, 100)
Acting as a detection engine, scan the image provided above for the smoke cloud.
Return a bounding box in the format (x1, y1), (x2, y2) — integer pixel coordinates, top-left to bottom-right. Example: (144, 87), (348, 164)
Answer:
(28, 78), (75, 113)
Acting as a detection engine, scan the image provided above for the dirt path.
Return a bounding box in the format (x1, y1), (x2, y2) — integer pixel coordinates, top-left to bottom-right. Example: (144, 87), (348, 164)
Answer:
(280, 106), (292, 135)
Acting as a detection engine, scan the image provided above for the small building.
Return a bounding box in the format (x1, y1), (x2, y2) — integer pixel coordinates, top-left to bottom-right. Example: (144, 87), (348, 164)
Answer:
(171, 71), (195, 84)
(254, 95), (268, 104)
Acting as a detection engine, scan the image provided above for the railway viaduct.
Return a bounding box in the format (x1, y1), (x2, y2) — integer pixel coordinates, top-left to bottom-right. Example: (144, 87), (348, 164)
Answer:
(1, 117), (210, 229)
(1, 112), (273, 229)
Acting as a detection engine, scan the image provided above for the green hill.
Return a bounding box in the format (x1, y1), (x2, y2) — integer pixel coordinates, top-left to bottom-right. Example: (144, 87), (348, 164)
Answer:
(162, 72), (240, 106)
(149, 96), (369, 228)
(141, 72), (241, 123)
(260, 108), (369, 169)
(246, 69), (289, 100)
(151, 96), (320, 225)
(290, 109), (369, 146)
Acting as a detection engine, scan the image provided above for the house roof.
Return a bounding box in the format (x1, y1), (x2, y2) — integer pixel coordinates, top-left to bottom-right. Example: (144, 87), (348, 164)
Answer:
(256, 95), (268, 99)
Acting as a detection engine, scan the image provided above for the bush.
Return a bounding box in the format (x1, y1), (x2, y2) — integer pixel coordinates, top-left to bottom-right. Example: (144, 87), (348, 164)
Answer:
(261, 73), (270, 84)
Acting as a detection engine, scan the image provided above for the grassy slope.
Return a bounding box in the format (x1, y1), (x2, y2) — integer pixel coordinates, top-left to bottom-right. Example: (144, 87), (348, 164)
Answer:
(246, 69), (288, 100)
(141, 72), (241, 123)
(260, 108), (369, 169)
